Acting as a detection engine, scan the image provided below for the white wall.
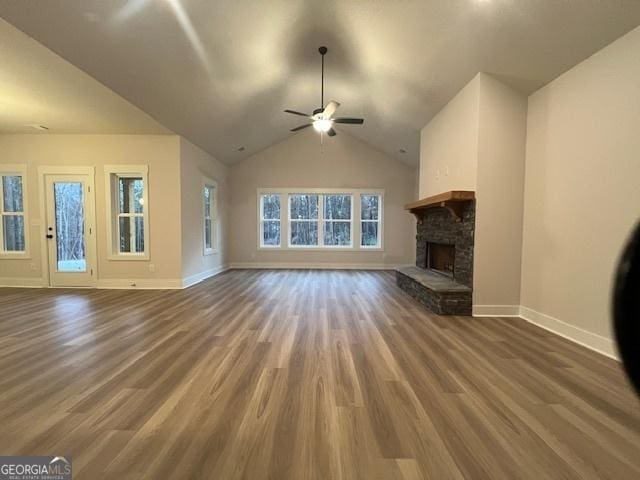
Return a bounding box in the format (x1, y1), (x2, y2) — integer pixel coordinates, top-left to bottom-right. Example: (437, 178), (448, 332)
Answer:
(474, 74), (528, 310)
(228, 129), (416, 268)
(521, 25), (640, 354)
(418, 74), (480, 198)
(180, 137), (229, 283)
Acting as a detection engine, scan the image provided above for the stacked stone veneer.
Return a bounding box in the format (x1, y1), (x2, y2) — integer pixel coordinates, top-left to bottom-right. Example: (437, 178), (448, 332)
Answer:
(415, 202), (475, 287)
(396, 201), (475, 315)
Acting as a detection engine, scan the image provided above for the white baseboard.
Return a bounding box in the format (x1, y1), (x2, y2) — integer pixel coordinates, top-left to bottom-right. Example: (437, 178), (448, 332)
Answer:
(519, 306), (618, 360)
(182, 265), (230, 288)
(228, 262), (398, 270)
(0, 277), (45, 288)
(472, 305), (520, 317)
(97, 278), (183, 289)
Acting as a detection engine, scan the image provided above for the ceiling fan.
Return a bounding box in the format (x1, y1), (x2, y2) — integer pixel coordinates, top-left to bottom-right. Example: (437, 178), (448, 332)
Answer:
(284, 46), (364, 137)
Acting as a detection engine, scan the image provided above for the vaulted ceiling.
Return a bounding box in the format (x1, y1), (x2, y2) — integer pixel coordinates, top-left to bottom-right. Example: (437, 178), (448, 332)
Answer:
(1, 0), (640, 166)
(0, 18), (169, 136)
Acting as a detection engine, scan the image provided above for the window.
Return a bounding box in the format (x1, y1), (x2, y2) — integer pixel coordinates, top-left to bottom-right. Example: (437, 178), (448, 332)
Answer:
(260, 194), (281, 247)
(0, 165), (28, 256)
(361, 194), (382, 248)
(105, 165), (149, 260)
(323, 194), (352, 247)
(257, 188), (382, 250)
(203, 180), (218, 254)
(289, 194), (319, 247)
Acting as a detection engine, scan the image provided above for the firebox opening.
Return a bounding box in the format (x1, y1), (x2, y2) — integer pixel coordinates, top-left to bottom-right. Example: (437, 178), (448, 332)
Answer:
(426, 242), (455, 279)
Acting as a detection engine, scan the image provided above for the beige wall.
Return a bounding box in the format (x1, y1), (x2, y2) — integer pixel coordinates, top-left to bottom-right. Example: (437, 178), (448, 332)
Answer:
(0, 134), (182, 284)
(228, 129), (416, 267)
(418, 74), (480, 198)
(474, 74), (528, 308)
(180, 137), (229, 280)
(521, 25), (640, 342)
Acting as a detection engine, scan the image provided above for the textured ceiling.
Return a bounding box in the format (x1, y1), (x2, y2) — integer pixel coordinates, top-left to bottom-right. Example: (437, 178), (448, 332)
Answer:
(1, 0), (640, 166)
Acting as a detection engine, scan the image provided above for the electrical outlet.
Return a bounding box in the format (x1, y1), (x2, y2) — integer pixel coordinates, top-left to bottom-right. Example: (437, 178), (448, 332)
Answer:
(436, 169), (440, 180)
(445, 166), (449, 176)
(30, 262), (37, 271)
(148, 263), (155, 272)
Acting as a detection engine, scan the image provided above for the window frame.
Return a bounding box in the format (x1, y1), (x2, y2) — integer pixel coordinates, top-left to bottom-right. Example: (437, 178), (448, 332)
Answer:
(288, 193), (320, 248)
(256, 188), (384, 251)
(321, 193), (353, 249)
(104, 165), (150, 261)
(259, 193), (282, 248)
(0, 164), (29, 258)
(360, 193), (383, 249)
(203, 177), (218, 255)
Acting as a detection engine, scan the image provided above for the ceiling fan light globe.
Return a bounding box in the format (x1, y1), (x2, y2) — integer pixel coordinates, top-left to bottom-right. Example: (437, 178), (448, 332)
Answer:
(313, 119), (333, 132)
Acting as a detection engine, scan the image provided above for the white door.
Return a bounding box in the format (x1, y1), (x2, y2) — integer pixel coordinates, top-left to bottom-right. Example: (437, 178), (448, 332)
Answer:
(44, 173), (97, 287)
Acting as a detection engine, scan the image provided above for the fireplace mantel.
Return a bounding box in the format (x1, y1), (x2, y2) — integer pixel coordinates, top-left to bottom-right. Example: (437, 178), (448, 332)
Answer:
(405, 190), (475, 222)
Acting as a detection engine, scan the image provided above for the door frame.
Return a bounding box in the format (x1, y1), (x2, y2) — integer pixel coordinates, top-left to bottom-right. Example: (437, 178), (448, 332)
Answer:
(37, 166), (97, 287)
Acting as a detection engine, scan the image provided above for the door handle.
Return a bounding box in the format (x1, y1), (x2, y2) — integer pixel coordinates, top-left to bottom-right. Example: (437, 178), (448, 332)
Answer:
(46, 234), (53, 239)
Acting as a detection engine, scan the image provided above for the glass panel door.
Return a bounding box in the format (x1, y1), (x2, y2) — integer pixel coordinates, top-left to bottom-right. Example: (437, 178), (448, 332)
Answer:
(45, 172), (96, 287)
(53, 182), (86, 272)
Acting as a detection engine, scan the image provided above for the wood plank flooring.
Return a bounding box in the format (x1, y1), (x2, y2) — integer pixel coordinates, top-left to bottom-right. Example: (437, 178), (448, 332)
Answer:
(0, 269), (639, 479)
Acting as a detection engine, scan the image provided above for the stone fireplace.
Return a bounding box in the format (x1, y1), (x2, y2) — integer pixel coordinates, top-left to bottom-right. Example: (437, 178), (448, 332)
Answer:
(396, 191), (475, 315)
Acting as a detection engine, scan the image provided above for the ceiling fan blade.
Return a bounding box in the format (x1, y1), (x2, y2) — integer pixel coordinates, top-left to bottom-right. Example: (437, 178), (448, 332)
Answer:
(334, 117), (364, 125)
(290, 124), (312, 132)
(322, 100), (340, 119)
(327, 128), (337, 137)
(284, 109), (311, 117)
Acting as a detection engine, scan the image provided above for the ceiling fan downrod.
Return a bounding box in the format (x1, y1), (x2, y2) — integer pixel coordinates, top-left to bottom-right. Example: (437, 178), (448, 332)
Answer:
(319, 46), (327, 112)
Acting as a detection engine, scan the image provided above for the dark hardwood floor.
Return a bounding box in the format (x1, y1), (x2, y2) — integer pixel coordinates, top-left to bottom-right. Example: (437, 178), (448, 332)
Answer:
(0, 269), (639, 479)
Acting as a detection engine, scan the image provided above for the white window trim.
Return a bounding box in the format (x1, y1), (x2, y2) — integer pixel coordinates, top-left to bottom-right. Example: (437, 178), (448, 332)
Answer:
(104, 165), (150, 261)
(0, 164), (29, 259)
(258, 193), (282, 248)
(360, 193), (384, 249)
(203, 177), (219, 255)
(256, 188), (384, 252)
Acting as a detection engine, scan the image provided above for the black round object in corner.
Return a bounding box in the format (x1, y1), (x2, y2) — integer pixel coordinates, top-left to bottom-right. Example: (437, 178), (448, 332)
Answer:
(613, 219), (640, 396)
(318, 46), (328, 55)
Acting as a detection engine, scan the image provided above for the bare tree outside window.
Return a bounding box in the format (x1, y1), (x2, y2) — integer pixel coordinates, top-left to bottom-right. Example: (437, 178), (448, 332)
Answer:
(361, 194), (381, 247)
(54, 182), (85, 271)
(1, 175), (26, 252)
(324, 194), (352, 246)
(203, 183), (216, 252)
(289, 194), (318, 246)
(117, 177), (144, 253)
(260, 194), (280, 246)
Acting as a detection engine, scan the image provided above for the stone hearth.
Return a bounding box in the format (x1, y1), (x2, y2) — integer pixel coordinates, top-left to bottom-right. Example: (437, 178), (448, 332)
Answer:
(396, 266), (472, 315)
